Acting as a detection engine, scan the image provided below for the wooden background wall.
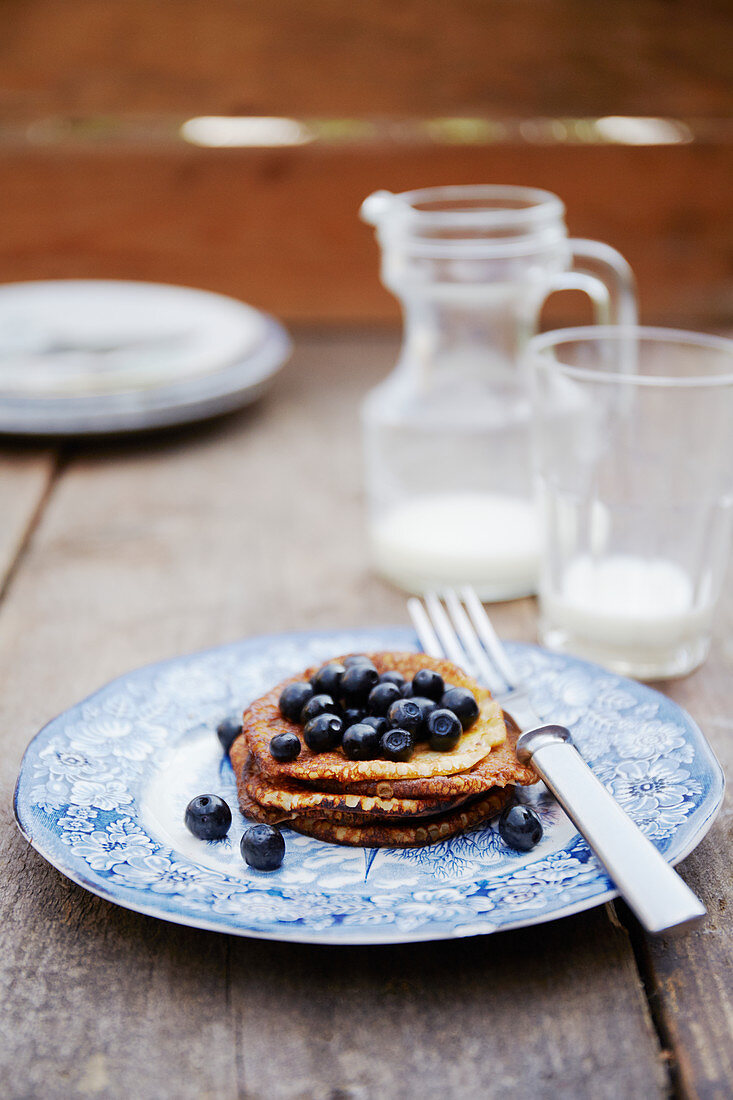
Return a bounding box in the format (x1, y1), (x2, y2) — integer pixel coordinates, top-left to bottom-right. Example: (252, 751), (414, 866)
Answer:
(1, 0), (731, 326)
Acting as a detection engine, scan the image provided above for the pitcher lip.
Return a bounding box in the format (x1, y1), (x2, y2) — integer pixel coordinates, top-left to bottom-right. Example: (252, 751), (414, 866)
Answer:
(387, 185), (565, 226)
(360, 184), (567, 255)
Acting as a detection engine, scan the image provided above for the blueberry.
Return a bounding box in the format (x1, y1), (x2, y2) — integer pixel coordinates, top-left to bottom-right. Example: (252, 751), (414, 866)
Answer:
(379, 670), (406, 688)
(342, 722), (381, 760)
(412, 668), (444, 701)
(303, 713), (343, 753)
(441, 686), (480, 730)
(300, 693), (339, 724)
(498, 804), (543, 851)
(343, 654), (375, 668)
(386, 698), (423, 735)
(311, 661), (346, 697)
(401, 681), (415, 698)
(367, 681), (403, 716)
(411, 695), (438, 727)
(340, 664), (379, 706)
(279, 681), (314, 723)
(361, 715), (388, 737)
(241, 824), (285, 871)
(269, 731), (302, 762)
(342, 706), (366, 727)
(184, 794), (232, 840)
(380, 727), (415, 762)
(427, 708), (463, 752)
(216, 716), (242, 754)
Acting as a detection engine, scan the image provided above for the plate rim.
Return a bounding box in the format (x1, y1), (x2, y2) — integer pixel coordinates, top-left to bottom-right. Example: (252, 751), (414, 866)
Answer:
(14, 627), (725, 945)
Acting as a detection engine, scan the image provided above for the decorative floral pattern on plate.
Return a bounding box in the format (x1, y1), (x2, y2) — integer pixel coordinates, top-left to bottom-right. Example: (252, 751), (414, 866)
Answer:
(14, 628), (724, 944)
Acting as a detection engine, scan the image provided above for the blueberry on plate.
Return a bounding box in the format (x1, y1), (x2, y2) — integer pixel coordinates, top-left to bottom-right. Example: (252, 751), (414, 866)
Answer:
(361, 715), (388, 737)
(380, 727), (415, 762)
(216, 716), (242, 754)
(340, 664), (379, 706)
(498, 804), (543, 851)
(241, 824), (285, 871)
(300, 693), (339, 724)
(426, 708), (462, 752)
(379, 670), (406, 688)
(311, 661), (346, 697)
(412, 668), (444, 701)
(269, 731), (302, 762)
(386, 698), (423, 735)
(279, 681), (314, 723)
(342, 722), (381, 760)
(343, 654), (375, 668)
(303, 714), (343, 753)
(441, 686), (480, 730)
(367, 681), (403, 716)
(184, 795), (232, 840)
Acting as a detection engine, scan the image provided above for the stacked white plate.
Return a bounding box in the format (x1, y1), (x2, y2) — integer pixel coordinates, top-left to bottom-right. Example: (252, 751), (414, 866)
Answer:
(0, 280), (292, 434)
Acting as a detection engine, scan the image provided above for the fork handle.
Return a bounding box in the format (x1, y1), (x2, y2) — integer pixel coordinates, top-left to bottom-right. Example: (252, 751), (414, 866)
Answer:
(516, 726), (707, 936)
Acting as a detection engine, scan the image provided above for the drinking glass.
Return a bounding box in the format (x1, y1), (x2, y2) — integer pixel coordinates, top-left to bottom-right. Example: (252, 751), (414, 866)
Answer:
(526, 326), (733, 678)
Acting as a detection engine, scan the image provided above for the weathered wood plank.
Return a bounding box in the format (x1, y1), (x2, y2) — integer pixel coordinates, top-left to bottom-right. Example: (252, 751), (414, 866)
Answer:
(0, 333), (669, 1097)
(1, 0), (731, 116)
(0, 449), (56, 590)
(0, 141), (731, 327)
(630, 645), (733, 1100)
(229, 911), (666, 1100)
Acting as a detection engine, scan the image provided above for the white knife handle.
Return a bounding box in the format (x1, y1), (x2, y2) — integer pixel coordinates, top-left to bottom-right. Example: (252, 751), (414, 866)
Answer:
(516, 726), (706, 936)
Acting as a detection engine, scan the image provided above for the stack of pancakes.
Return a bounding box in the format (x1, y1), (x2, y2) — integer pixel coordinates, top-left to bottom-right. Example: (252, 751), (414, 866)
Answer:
(229, 652), (537, 848)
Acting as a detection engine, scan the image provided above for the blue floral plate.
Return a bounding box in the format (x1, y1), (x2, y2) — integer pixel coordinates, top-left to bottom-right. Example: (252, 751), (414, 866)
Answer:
(14, 628), (724, 944)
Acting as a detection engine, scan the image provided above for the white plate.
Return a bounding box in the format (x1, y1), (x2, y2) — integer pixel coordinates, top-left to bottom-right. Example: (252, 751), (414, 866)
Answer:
(0, 280), (291, 433)
(14, 627), (724, 944)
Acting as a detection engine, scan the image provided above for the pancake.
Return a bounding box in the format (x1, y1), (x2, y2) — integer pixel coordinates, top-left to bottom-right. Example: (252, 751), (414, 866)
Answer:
(304, 715), (536, 799)
(237, 783), (513, 848)
(231, 650), (537, 849)
(241, 752), (473, 820)
(239, 652), (507, 785)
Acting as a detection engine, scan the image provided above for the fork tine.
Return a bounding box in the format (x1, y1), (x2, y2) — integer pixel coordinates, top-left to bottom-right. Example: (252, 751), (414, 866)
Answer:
(460, 586), (518, 690)
(423, 591), (469, 668)
(406, 597), (443, 658)
(442, 589), (506, 695)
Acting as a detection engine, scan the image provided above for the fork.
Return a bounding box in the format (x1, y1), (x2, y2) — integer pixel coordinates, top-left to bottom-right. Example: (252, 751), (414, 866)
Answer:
(407, 587), (706, 936)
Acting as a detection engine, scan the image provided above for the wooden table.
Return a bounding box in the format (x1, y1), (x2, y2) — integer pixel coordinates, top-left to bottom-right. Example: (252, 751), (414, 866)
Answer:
(0, 330), (730, 1099)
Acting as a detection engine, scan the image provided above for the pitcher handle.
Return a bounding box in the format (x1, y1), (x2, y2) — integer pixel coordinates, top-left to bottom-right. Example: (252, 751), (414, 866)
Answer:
(567, 238), (638, 326)
(538, 239), (637, 328)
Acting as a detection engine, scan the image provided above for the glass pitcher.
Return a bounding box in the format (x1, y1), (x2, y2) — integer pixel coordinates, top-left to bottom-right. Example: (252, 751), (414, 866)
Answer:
(360, 184), (637, 600)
